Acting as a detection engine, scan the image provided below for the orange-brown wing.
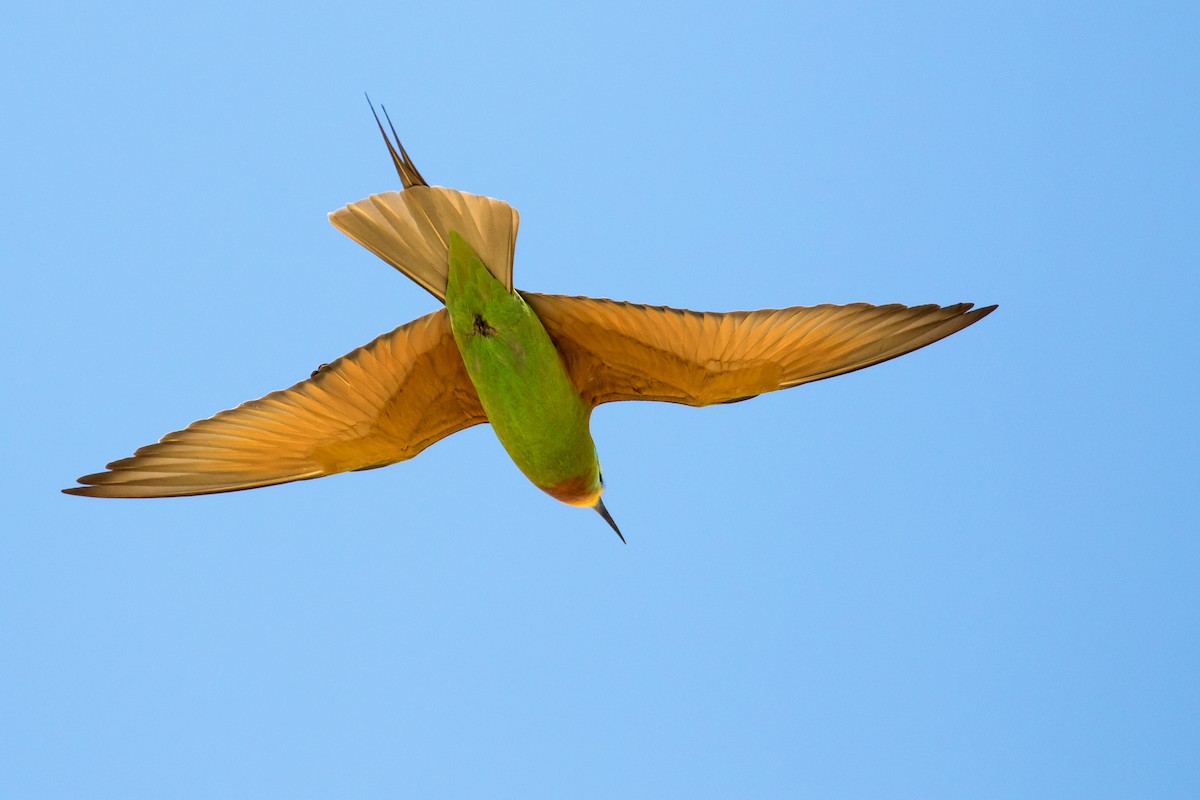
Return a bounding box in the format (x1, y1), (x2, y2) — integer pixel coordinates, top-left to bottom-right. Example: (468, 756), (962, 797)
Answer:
(524, 294), (995, 407)
(64, 309), (486, 498)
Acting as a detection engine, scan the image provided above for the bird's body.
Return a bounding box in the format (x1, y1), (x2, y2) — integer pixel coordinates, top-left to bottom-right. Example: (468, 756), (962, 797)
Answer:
(65, 105), (995, 539)
(444, 231), (600, 508)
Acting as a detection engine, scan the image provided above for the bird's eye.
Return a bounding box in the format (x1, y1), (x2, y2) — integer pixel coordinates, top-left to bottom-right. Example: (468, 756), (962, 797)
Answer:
(599, 471), (605, 486)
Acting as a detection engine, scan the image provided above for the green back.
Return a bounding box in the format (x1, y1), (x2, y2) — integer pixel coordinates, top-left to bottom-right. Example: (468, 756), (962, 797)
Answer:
(444, 231), (600, 503)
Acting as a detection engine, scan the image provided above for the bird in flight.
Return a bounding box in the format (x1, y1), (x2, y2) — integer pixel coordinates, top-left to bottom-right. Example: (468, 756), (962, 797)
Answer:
(65, 103), (995, 541)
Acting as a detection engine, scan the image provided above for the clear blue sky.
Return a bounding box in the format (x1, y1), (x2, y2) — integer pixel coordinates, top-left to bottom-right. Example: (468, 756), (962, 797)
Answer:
(4, 2), (1197, 797)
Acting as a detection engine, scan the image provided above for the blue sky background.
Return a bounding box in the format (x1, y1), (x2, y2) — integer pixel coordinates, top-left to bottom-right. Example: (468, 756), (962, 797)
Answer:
(4, 2), (1197, 797)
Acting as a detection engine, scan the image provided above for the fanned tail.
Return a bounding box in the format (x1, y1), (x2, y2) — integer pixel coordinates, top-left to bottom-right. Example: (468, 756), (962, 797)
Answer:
(329, 98), (519, 302)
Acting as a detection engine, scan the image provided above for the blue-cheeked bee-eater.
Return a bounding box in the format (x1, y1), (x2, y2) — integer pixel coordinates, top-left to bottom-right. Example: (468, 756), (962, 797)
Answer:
(65, 104), (995, 542)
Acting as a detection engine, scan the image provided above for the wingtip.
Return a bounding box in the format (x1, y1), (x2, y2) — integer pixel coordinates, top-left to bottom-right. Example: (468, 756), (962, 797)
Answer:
(965, 303), (998, 325)
(63, 474), (121, 497)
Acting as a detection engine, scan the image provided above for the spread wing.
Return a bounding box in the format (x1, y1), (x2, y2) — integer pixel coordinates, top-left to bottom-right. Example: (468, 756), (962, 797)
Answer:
(64, 309), (486, 497)
(524, 294), (996, 407)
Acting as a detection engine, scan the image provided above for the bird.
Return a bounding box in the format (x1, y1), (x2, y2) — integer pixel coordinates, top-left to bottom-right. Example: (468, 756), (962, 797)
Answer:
(64, 102), (996, 542)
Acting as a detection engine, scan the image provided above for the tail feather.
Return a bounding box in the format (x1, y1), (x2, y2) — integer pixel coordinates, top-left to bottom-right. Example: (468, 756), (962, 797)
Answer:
(332, 98), (520, 301)
(330, 188), (519, 302)
(366, 95), (427, 189)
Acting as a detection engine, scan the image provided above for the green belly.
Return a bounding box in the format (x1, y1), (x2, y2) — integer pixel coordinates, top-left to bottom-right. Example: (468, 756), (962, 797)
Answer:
(443, 232), (600, 503)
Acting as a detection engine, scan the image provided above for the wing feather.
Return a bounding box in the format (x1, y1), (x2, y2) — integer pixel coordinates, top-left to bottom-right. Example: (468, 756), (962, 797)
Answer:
(64, 309), (486, 498)
(524, 294), (995, 407)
